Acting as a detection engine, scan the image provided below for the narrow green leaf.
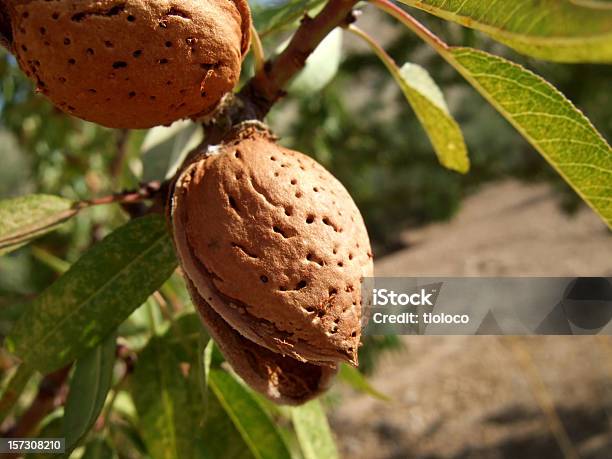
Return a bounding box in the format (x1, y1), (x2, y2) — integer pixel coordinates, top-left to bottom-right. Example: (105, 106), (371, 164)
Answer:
(350, 26), (469, 173)
(209, 369), (292, 459)
(165, 312), (204, 363)
(338, 364), (390, 401)
(131, 336), (193, 459)
(63, 333), (116, 452)
(6, 215), (177, 373)
(80, 437), (117, 459)
(445, 47), (612, 227)
(141, 121), (203, 182)
(399, 0), (612, 62)
(201, 386), (256, 459)
(0, 195), (77, 255)
(291, 400), (338, 459)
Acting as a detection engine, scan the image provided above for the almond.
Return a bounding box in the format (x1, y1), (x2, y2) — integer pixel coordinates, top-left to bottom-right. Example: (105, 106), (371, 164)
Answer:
(170, 126), (374, 375)
(186, 276), (338, 405)
(7, 0), (250, 128)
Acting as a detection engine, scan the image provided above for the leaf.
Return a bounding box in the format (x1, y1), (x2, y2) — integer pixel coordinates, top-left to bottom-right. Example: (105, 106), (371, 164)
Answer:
(131, 336), (193, 459)
(200, 385), (256, 459)
(208, 369), (292, 459)
(291, 400), (338, 459)
(350, 25), (469, 173)
(444, 47), (612, 227)
(289, 28), (343, 96)
(0, 194), (77, 255)
(251, 0), (325, 36)
(338, 364), (390, 401)
(165, 312), (205, 363)
(63, 333), (116, 452)
(5, 215), (177, 373)
(80, 437), (117, 459)
(141, 121), (203, 182)
(398, 0), (612, 62)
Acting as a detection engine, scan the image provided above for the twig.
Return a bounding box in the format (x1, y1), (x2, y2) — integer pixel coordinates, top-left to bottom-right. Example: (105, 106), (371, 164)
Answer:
(77, 181), (164, 209)
(369, 0), (448, 52)
(238, 0), (359, 119)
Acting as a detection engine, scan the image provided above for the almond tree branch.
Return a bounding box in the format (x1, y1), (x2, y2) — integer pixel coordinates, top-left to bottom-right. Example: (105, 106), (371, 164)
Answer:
(238, 0), (359, 119)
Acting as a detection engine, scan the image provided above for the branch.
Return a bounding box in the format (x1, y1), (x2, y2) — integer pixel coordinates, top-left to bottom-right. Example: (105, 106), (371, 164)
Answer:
(238, 0), (358, 119)
(79, 181), (162, 208)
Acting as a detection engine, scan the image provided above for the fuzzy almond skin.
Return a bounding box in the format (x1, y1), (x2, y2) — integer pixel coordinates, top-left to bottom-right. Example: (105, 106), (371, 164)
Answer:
(171, 128), (374, 367)
(8, 0), (250, 128)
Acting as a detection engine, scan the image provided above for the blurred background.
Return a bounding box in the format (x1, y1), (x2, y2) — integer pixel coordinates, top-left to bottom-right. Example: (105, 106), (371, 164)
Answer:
(1, 2), (611, 458)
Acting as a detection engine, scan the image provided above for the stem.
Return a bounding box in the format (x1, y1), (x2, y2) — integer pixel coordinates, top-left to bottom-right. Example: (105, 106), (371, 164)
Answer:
(77, 181), (163, 209)
(369, 0), (448, 52)
(250, 23), (265, 75)
(0, 365), (34, 427)
(238, 0), (358, 118)
(145, 299), (160, 336)
(30, 247), (70, 274)
(346, 25), (400, 75)
(110, 129), (130, 187)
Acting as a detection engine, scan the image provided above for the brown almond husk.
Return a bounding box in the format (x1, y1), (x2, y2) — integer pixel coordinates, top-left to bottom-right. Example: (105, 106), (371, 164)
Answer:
(8, 0), (251, 128)
(170, 126), (374, 370)
(185, 277), (338, 405)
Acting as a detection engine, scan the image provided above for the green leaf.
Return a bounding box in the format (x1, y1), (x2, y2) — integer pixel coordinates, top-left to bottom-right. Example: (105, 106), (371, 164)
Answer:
(165, 312), (205, 363)
(208, 369), (292, 459)
(289, 28), (342, 96)
(141, 121), (203, 182)
(399, 0), (612, 62)
(252, 0), (325, 36)
(201, 386), (256, 459)
(350, 26), (469, 173)
(63, 333), (116, 452)
(0, 194), (77, 255)
(291, 400), (338, 459)
(445, 47), (612, 228)
(80, 437), (117, 459)
(338, 364), (390, 401)
(131, 336), (193, 459)
(6, 215), (177, 373)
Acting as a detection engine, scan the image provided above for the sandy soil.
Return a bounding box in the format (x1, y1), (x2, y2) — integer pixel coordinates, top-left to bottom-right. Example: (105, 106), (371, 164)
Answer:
(330, 181), (612, 459)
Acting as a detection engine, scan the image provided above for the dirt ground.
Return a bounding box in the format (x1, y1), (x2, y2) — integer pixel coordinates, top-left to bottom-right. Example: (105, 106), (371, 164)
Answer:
(330, 181), (612, 459)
